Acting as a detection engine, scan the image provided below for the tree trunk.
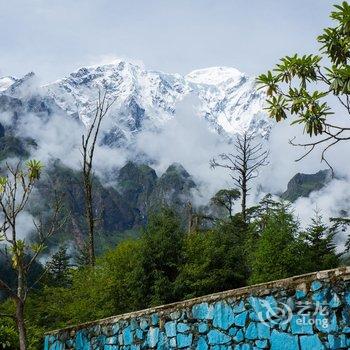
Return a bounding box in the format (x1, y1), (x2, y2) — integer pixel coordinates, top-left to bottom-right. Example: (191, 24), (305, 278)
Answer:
(16, 299), (27, 350)
(85, 179), (95, 266)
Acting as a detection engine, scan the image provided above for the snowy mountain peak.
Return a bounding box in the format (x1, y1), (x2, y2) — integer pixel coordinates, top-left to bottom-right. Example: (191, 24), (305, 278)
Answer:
(186, 67), (244, 86)
(0, 76), (16, 92)
(1, 60), (271, 147)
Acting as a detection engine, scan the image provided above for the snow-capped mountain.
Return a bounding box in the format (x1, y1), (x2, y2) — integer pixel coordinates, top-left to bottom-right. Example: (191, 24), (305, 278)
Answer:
(0, 60), (270, 147)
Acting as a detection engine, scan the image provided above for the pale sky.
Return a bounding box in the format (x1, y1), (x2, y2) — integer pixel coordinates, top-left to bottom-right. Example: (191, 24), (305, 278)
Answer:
(0, 0), (334, 83)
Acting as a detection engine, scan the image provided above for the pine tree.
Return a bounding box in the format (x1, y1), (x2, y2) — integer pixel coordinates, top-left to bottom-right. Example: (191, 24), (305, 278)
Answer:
(46, 246), (71, 287)
(301, 212), (339, 272)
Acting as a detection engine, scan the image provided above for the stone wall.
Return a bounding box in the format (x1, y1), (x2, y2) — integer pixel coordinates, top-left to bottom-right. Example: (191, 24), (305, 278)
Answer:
(44, 267), (350, 349)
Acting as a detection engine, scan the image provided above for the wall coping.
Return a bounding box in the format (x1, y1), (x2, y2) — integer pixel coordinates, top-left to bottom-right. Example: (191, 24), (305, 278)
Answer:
(46, 266), (350, 335)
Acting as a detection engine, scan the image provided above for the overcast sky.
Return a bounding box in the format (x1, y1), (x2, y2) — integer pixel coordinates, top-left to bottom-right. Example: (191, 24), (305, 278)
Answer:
(0, 0), (334, 83)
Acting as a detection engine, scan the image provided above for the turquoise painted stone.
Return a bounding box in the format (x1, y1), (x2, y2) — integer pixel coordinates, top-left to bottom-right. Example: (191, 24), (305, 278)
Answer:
(177, 322), (190, 333)
(345, 292), (350, 306)
(233, 329), (244, 342)
(328, 334), (347, 349)
(123, 326), (133, 345)
(311, 280), (323, 291)
(312, 289), (329, 303)
(207, 329), (231, 345)
(235, 311), (248, 327)
(104, 345), (118, 350)
(75, 330), (90, 350)
(270, 330), (299, 350)
(343, 326), (350, 333)
(232, 300), (246, 313)
(300, 335), (324, 350)
(140, 318), (148, 331)
(196, 337), (209, 350)
(136, 328), (143, 340)
(147, 327), (159, 348)
(170, 310), (181, 320)
(257, 323), (270, 339)
(131, 345), (141, 350)
(295, 290), (307, 300)
(130, 319), (138, 330)
(192, 302), (214, 320)
(290, 315), (313, 335)
(169, 337), (176, 347)
(229, 327), (238, 336)
(165, 321), (177, 337)
(198, 322), (208, 333)
(255, 339), (268, 349)
(157, 331), (167, 350)
(44, 336), (49, 350)
(105, 336), (117, 345)
(329, 292), (342, 308)
(245, 322), (258, 340)
(177, 333), (193, 348)
(151, 314), (159, 326)
(213, 301), (235, 330)
(315, 312), (338, 333)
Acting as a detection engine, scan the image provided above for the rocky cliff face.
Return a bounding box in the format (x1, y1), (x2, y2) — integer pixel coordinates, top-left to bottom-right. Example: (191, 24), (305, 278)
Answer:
(281, 169), (332, 202)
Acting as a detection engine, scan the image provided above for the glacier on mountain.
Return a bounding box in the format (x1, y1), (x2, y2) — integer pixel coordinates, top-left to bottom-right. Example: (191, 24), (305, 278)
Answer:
(0, 60), (270, 147)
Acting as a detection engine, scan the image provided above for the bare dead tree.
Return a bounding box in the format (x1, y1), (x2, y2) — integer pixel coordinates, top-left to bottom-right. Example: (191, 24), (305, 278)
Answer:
(211, 132), (269, 222)
(81, 91), (114, 266)
(0, 161), (65, 350)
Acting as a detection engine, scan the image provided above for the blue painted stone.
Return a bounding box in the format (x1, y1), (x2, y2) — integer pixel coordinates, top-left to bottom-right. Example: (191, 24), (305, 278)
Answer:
(241, 345), (252, 350)
(207, 329), (231, 345)
(75, 330), (90, 350)
(169, 337), (176, 348)
(112, 323), (120, 335)
(229, 327), (238, 336)
(233, 329), (244, 342)
(235, 311), (249, 327)
(123, 326), (133, 345)
(328, 292), (342, 308)
(131, 345), (141, 350)
(312, 289), (329, 303)
(165, 321), (177, 337)
(192, 303), (214, 320)
(270, 330), (299, 350)
(130, 319), (138, 331)
(140, 318), (148, 331)
(147, 327), (159, 348)
(44, 336), (49, 350)
(232, 300), (246, 313)
(177, 333), (193, 348)
(157, 331), (167, 350)
(177, 322), (190, 333)
(245, 322), (258, 340)
(345, 292), (350, 306)
(290, 315), (313, 335)
(295, 290), (307, 300)
(315, 312), (338, 333)
(170, 310), (181, 320)
(311, 280), (323, 291)
(136, 328), (143, 340)
(255, 339), (269, 349)
(196, 337), (209, 350)
(300, 335), (324, 350)
(104, 346), (118, 350)
(118, 333), (123, 345)
(198, 322), (208, 333)
(105, 336), (118, 345)
(151, 314), (159, 326)
(213, 301), (235, 330)
(257, 323), (270, 339)
(328, 334), (347, 349)
(343, 326), (350, 333)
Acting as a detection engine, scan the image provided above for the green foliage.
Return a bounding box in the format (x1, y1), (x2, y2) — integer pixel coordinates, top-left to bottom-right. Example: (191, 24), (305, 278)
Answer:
(138, 208), (185, 307)
(248, 203), (306, 284)
(300, 212), (340, 272)
(0, 318), (18, 350)
(45, 246), (71, 287)
(210, 189), (240, 217)
(176, 215), (248, 299)
(257, 1), (350, 147)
